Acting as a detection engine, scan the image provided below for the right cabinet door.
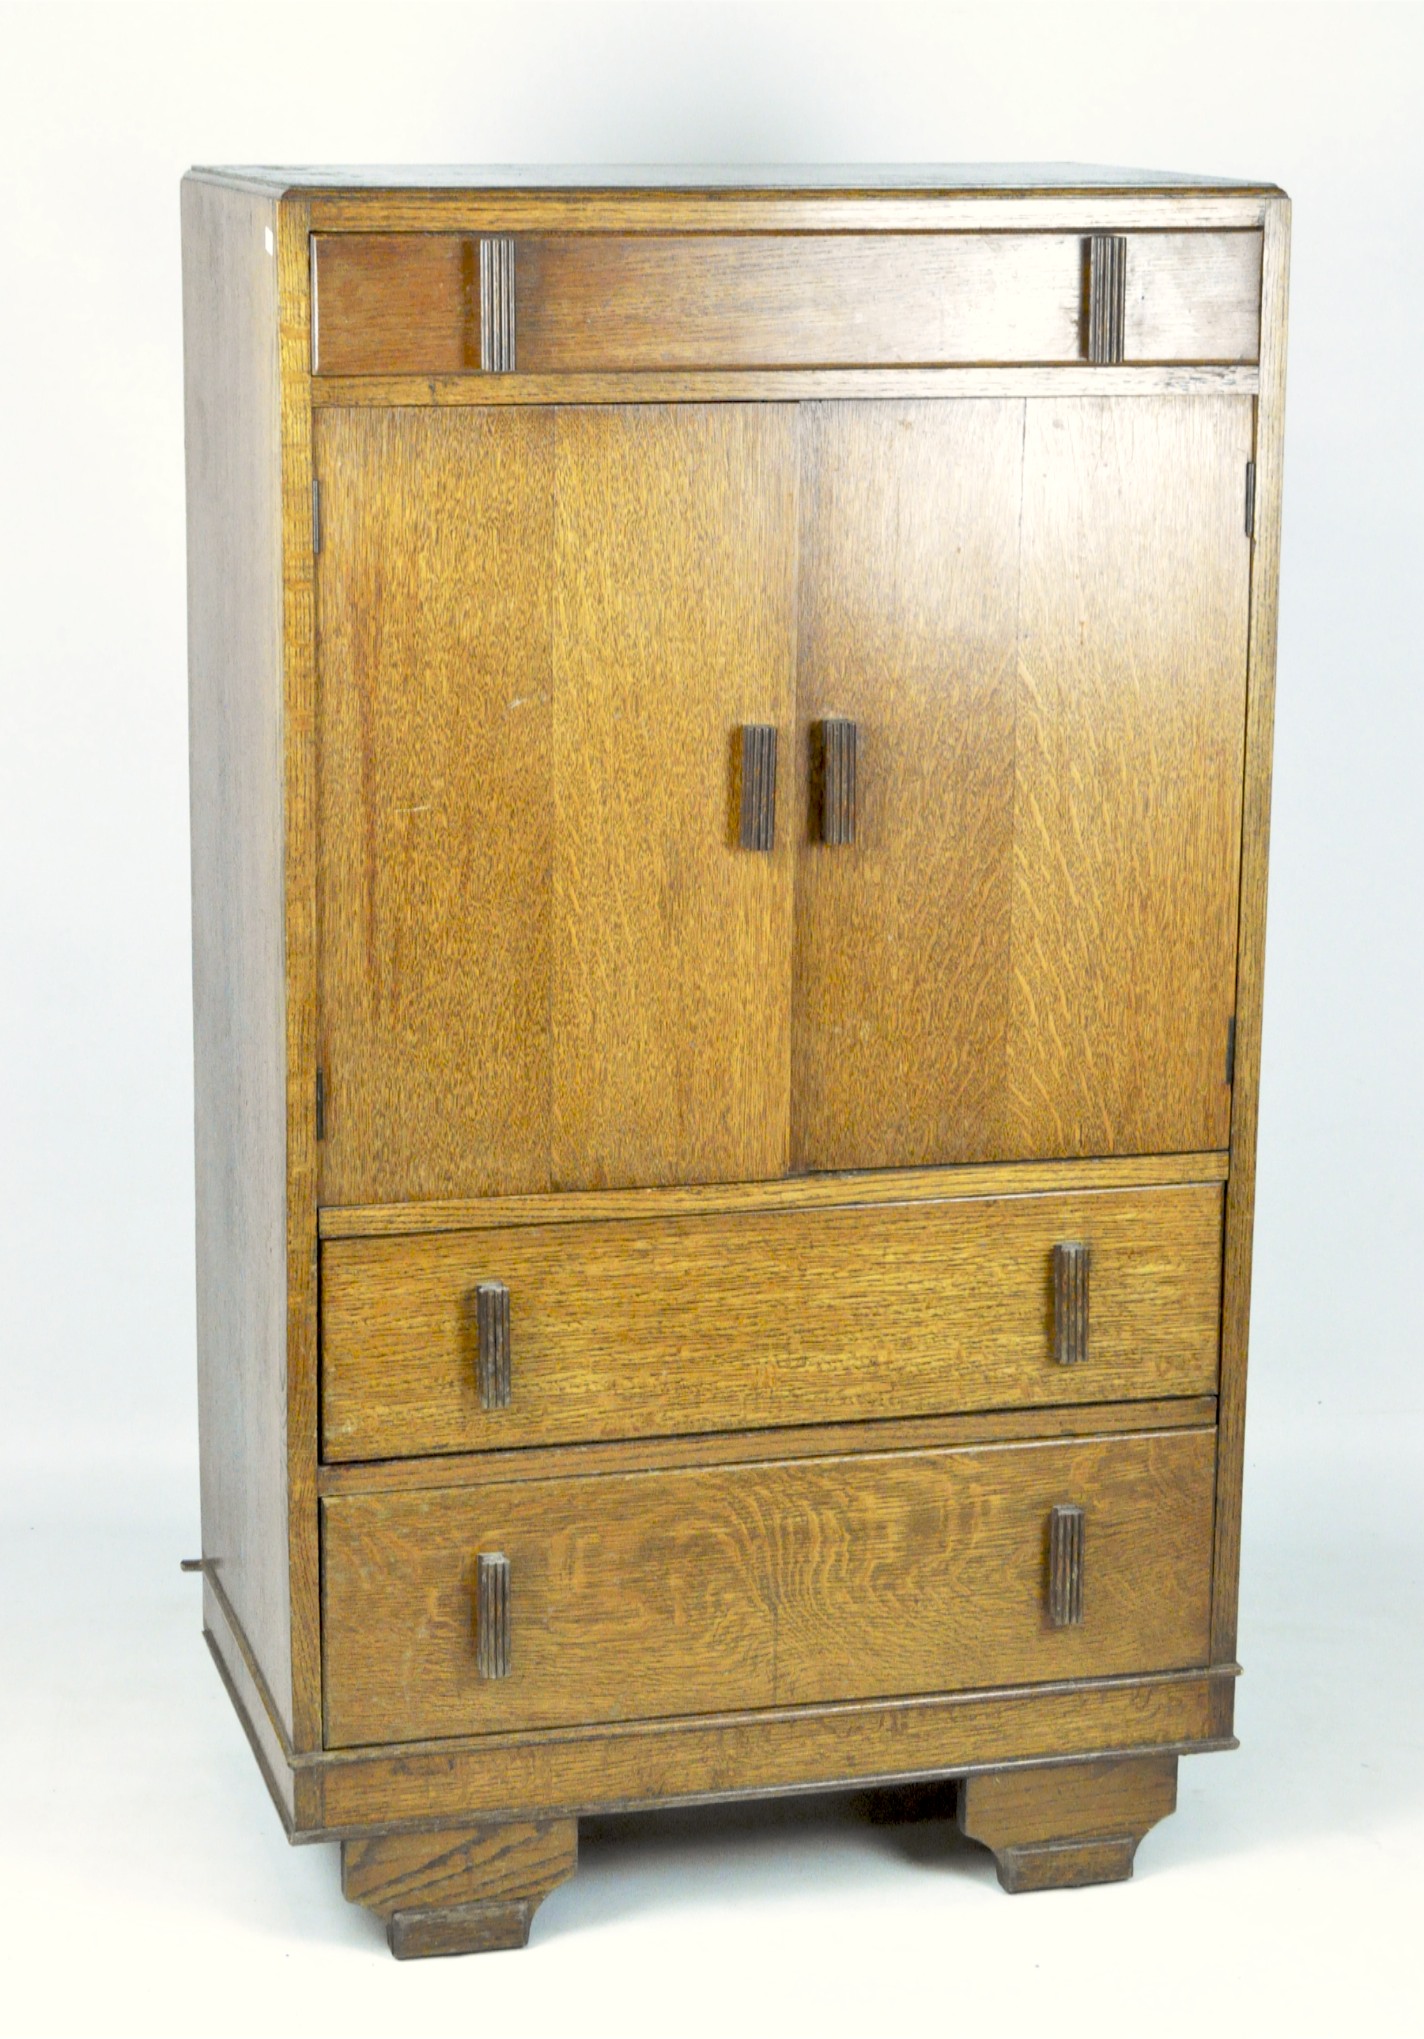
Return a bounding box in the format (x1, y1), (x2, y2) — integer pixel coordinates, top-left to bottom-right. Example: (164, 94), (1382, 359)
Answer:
(792, 394), (1254, 1170)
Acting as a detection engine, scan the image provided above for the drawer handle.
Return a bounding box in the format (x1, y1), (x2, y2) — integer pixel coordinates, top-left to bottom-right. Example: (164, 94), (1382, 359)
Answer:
(738, 724), (778, 851)
(813, 717), (858, 846)
(476, 1281), (512, 1410)
(1053, 1241), (1091, 1366)
(478, 236), (516, 373)
(1086, 234), (1128, 365)
(1048, 1505), (1086, 1627)
(476, 1552), (511, 1679)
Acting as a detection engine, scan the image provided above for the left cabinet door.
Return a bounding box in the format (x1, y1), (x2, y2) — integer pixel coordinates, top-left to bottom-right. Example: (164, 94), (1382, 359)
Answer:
(316, 404), (798, 1206)
(316, 407), (557, 1205)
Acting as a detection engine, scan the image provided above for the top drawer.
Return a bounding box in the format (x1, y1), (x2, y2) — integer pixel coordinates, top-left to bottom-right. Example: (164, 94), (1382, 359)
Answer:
(321, 1180), (1223, 1462)
(310, 231), (1262, 376)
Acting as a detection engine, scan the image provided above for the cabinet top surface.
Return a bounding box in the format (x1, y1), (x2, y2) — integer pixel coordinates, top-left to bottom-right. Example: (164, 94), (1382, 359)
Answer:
(188, 161), (1280, 197)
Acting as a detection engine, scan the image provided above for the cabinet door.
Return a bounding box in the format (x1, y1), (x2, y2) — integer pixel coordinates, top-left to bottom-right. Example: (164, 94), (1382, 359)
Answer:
(792, 401), (1023, 1171)
(317, 404), (797, 1206)
(793, 395), (1252, 1169)
(315, 407), (555, 1206)
(552, 405), (797, 1189)
(1007, 396), (1252, 1157)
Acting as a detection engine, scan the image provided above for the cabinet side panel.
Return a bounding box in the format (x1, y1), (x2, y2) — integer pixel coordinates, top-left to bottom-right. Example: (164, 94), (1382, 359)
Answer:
(182, 178), (293, 1733)
(1212, 196), (1291, 1661)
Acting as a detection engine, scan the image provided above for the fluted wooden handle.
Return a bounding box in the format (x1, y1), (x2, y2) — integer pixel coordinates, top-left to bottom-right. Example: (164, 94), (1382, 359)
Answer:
(1086, 234), (1127, 365)
(478, 237), (516, 372)
(476, 1552), (511, 1678)
(476, 1281), (511, 1409)
(739, 724), (778, 851)
(814, 718), (858, 845)
(1053, 1241), (1090, 1366)
(1048, 1505), (1085, 1627)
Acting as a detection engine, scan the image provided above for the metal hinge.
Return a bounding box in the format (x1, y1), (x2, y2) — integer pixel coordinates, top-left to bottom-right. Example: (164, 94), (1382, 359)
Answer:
(1225, 1017), (1237, 1087)
(1244, 461), (1256, 539)
(311, 476), (322, 555)
(315, 1067), (327, 1141)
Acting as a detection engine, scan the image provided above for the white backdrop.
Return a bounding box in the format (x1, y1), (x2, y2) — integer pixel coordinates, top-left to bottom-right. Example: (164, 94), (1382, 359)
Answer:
(1, 5), (1421, 2036)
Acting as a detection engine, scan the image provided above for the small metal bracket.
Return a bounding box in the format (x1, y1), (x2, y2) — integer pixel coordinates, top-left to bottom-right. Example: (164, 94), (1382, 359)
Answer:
(1049, 1505), (1086, 1628)
(1086, 235), (1128, 365)
(476, 1281), (512, 1411)
(479, 237), (517, 373)
(476, 1552), (512, 1679)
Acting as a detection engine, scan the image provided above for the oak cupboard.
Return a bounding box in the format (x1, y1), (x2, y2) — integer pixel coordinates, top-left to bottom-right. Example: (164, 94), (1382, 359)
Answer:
(183, 165), (1287, 1957)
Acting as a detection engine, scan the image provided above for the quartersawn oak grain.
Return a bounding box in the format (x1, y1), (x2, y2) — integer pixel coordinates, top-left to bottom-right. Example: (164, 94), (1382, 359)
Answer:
(185, 166), (1287, 1946)
(792, 400), (1021, 1170)
(318, 1149), (1229, 1239)
(315, 406), (556, 1205)
(958, 1752), (1179, 1891)
(316, 1398), (1221, 1497)
(321, 1427), (1216, 1746)
(1008, 395), (1254, 1156)
(551, 404), (797, 1188)
(320, 1181), (1225, 1461)
(311, 230), (1262, 376)
(342, 1818), (577, 1958)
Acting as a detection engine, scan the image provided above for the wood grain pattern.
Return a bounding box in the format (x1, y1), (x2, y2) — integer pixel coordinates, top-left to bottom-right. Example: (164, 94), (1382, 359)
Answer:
(343, 1818), (577, 1912)
(319, 1149), (1228, 1238)
(792, 400), (1022, 1170)
(1008, 396), (1254, 1156)
(959, 1752), (1178, 1891)
(1127, 232), (1262, 363)
(321, 1427), (1215, 1746)
(551, 405), (797, 1187)
(1212, 195), (1291, 1662)
(276, 194), (324, 1752)
(312, 232), (476, 374)
(321, 1182), (1223, 1461)
(181, 176), (294, 1734)
(343, 1818), (576, 1957)
(317, 1397), (1219, 1497)
(313, 1664), (1232, 1831)
(312, 231), (1261, 377)
(309, 365), (1262, 408)
(315, 406), (555, 1204)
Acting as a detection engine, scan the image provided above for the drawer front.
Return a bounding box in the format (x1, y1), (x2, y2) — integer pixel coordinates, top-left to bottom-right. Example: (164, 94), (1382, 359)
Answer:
(321, 1183), (1224, 1462)
(311, 231), (1262, 376)
(322, 1426), (1216, 1746)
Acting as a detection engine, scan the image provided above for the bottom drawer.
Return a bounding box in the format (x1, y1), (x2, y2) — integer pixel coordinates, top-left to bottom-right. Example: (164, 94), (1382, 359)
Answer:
(322, 1428), (1216, 1748)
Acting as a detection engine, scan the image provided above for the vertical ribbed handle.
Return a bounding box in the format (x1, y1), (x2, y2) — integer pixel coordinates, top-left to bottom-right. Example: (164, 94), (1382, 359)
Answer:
(476, 1552), (511, 1679)
(1053, 1242), (1090, 1367)
(479, 237), (516, 373)
(814, 718), (858, 846)
(476, 1281), (511, 1410)
(1048, 1505), (1085, 1628)
(739, 724), (778, 851)
(1086, 234), (1127, 365)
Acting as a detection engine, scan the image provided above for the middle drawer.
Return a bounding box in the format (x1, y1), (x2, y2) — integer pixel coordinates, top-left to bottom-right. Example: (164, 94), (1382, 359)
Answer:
(321, 1180), (1223, 1461)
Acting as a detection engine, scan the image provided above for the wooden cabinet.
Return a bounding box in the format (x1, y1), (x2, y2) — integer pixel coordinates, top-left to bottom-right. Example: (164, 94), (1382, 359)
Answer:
(184, 165), (1288, 1956)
